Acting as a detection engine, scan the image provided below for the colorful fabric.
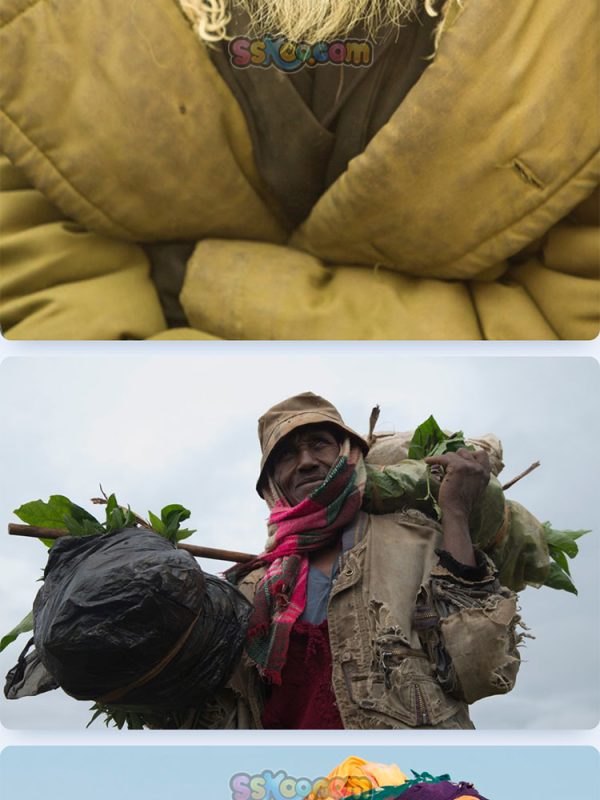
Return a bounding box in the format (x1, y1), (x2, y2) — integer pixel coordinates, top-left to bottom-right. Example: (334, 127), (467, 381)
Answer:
(393, 781), (487, 799)
(226, 439), (366, 683)
(351, 773), (488, 800)
(261, 620), (342, 729)
(305, 756), (408, 800)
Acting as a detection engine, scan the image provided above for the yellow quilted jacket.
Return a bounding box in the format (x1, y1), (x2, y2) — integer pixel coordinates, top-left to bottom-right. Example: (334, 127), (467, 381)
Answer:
(1, 0), (598, 339)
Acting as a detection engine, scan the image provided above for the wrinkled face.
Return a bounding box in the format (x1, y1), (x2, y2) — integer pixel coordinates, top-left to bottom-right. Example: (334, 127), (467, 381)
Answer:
(271, 425), (341, 505)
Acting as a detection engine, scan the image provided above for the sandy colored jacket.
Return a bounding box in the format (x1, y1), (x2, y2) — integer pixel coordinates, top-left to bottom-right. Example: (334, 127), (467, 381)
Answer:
(189, 510), (522, 730)
(1, 0), (598, 340)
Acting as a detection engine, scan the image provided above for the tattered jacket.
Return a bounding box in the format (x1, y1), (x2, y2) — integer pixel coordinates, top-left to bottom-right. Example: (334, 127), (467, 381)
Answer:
(192, 510), (522, 729)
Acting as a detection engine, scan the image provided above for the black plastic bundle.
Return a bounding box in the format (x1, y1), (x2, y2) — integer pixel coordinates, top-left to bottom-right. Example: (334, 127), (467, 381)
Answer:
(31, 528), (252, 709)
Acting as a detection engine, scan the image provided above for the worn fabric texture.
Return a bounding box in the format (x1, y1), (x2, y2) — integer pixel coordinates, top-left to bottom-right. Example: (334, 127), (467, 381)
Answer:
(200, 507), (523, 729)
(0, 0), (598, 339)
(210, 6), (438, 226)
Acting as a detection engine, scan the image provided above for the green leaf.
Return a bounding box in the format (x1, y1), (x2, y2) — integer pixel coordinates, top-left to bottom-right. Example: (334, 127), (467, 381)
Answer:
(148, 511), (165, 534)
(105, 494), (118, 517)
(175, 527), (196, 542)
(416, 467), (442, 520)
(407, 417), (472, 461)
(0, 610), (33, 653)
(127, 712), (144, 730)
(160, 504), (193, 544)
(544, 561), (578, 595)
(543, 524), (591, 559)
(408, 416), (446, 460)
(106, 506), (127, 533)
(14, 495), (101, 543)
(86, 705), (106, 728)
(121, 509), (135, 529)
(428, 441), (449, 457)
(548, 545), (571, 575)
(63, 517), (84, 536)
(110, 505), (136, 531)
(444, 432), (474, 454)
(102, 495), (132, 534)
(161, 504), (191, 525)
(164, 523), (179, 544)
(14, 495), (75, 529)
(67, 502), (100, 526)
(64, 516), (104, 537)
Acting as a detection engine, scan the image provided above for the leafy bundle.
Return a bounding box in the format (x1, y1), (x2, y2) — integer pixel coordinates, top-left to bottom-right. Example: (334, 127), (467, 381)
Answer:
(1, 493), (195, 655)
(3, 522), (251, 730)
(363, 415), (590, 594)
(405, 415), (475, 461)
(543, 523), (589, 594)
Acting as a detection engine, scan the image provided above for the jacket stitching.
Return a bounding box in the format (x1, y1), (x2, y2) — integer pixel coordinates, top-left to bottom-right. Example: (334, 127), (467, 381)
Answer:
(366, 149), (600, 275)
(0, 109), (138, 240)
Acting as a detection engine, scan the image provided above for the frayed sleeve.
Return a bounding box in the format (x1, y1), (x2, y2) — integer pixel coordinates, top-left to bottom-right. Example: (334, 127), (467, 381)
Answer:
(414, 551), (526, 704)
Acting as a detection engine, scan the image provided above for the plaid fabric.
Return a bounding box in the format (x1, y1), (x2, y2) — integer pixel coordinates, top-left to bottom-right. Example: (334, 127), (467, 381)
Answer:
(226, 439), (366, 684)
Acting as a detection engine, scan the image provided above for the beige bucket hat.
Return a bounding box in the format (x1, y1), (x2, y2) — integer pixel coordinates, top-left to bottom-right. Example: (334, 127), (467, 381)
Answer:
(256, 392), (369, 495)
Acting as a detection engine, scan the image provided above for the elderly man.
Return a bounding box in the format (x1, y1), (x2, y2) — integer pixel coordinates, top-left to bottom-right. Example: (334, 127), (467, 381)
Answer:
(1, 0), (597, 339)
(200, 392), (521, 730)
(3, 391), (522, 729)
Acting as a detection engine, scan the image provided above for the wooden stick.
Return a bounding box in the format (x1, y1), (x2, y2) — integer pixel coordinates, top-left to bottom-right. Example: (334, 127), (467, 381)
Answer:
(8, 523), (256, 564)
(501, 460), (541, 491)
(367, 405), (381, 447)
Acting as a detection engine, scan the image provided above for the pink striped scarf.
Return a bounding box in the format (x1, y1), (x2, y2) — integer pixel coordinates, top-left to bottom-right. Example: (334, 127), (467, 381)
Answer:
(227, 438), (366, 684)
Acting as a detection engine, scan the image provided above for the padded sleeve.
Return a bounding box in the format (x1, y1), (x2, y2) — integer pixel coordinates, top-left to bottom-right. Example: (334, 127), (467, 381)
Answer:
(0, 153), (167, 340)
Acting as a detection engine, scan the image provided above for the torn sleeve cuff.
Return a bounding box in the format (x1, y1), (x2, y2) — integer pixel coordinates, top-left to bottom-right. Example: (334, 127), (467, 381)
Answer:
(435, 548), (493, 582)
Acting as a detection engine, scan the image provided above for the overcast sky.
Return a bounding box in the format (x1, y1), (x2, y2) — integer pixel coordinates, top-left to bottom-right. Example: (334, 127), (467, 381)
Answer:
(0, 354), (598, 730)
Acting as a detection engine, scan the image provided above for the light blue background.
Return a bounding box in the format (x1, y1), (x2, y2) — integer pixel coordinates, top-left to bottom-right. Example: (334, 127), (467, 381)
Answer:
(1, 746), (598, 799)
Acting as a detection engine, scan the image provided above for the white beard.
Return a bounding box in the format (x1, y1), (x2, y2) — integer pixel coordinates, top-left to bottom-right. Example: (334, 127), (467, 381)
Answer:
(179, 0), (436, 44)
(234, 0), (424, 42)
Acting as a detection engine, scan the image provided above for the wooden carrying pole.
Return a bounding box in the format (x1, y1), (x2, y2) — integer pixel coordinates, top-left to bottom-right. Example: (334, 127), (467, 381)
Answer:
(8, 523), (256, 564)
